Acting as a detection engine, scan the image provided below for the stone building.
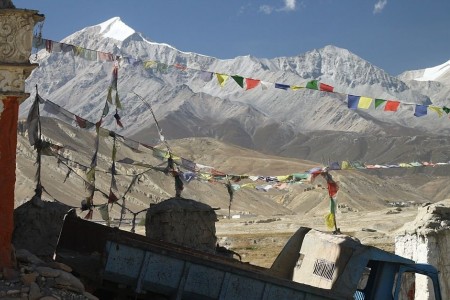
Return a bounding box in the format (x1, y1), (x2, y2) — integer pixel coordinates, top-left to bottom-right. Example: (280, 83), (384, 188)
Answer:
(395, 200), (450, 300)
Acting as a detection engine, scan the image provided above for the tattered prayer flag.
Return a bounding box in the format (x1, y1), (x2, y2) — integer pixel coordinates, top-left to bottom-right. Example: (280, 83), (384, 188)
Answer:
(107, 87), (113, 104)
(26, 96), (40, 146)
(319, 83), (334, 92)
(306, 80), (319, 90)
(98, 204), (110, 223)
(108, 190), (119, 203)
(443, 106), (450, 114)
(114, 110), (123, 128)
(231, 75), (244, 88)
(414, 104), (428, 117)
(374, 99), (386, 109)
(75, 115), (87, 128)
(429, 106), (443, 117)
(291, 85), (303, 91)
(199, 71), (213, 82)
(102, 102), (109, 117)
(98, 52), (114, 61)
(384, 100), (400, 112)
(347, 95), (360, 109)
(115, 92), (122, 109)
(275, 83), (290, 90)
(216, 73), (229, 87)
(358, 97), (373, 109)
(245, 78), (260, 90)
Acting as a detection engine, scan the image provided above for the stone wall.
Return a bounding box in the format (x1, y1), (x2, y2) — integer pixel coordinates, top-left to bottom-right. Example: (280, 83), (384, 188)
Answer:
(395, 200), (450, 300)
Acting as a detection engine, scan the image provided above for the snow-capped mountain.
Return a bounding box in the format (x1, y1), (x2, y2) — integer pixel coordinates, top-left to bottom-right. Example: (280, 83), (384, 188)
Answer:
(21, 17), (450, 161)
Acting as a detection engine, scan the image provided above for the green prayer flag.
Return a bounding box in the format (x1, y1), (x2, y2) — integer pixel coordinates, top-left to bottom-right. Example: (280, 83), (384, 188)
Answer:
(374, 99), (386, 109)
(107, 87), (112, 104)
(115, 92), (122, 109)
(306, 80), (318, 90)
(231, 75), (244, 88)
(102, 102), (109, 117)
(443, 106), (450, 114)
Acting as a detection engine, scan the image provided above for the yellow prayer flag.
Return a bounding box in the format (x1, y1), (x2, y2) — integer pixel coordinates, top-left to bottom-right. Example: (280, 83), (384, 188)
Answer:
(291, 85), (304, 91)
(429, 106), (443, 118)
(143, 60), (157, 69)
(341, 161), (353, 170)
(324, 213), (335, 230)
(358, 97), (373, 109)
(216, 73), (229, 87)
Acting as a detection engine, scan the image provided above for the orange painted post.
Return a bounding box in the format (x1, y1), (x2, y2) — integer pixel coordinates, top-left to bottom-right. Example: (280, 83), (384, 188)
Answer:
(0, 7), (44, 270)
(0, 96), (19, 268)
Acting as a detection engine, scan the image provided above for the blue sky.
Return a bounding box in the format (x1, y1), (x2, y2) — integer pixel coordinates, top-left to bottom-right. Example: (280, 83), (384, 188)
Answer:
(14, 0), (450, 75)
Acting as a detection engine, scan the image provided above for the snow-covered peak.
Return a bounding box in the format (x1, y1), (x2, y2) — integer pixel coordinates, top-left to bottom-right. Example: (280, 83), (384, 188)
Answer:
(97, 17), (135, 41)
(414, 59), (450, 81)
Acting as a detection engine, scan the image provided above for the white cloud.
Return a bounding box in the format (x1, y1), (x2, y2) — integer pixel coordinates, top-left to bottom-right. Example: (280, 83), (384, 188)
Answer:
(373, 0), (388, 14)
(283, 0), (296, 11)
(259, 5), (274, 14)
(260, 0), (297, 14)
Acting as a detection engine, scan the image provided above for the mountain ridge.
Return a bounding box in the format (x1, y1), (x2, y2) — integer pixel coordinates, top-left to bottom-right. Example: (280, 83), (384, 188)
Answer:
(20, 17), (450, 163)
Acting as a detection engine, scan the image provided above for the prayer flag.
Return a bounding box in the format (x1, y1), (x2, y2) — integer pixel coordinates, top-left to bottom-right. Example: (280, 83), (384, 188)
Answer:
(319, 83), (334, 92)
(231, 75), (244, 88)
(429, 106), (443, 117)
(199, 71), (213, 82)
(306, 80), (319, 90)
(75, 116), (87, 128)
(414, 105), (428, 117)
(358, 97), (372, 109)
(246, 78), (260, 90)
(291, 85), (303, 91)
(260, 81), (271, 90)
(102, 102), (109, 117)
(26, 96), (40, 146)
(374, 98), (386, 109)
(347, 95), (360, 109)
(443, 106), (450, 114)
(384, 100), (400, 112)
(216, 73), (229, 87)
(275, 83), (290, 90)
(143, 60), (157, 69)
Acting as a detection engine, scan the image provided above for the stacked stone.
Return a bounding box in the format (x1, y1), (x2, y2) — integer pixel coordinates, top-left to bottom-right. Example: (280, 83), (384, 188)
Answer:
(145, 198), (218, 253)
(0, 249), (97, 300)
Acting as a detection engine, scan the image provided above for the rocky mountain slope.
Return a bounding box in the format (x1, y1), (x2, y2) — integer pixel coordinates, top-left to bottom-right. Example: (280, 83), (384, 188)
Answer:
(19, 17), (450, 164)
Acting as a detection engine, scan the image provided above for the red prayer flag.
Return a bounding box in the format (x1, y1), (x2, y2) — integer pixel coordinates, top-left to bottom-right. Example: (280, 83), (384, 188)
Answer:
(319, 83), (334, 92)
(384, 100), (400, 112)
(246, 78), (260, 90)
(327, 182), (339, 198)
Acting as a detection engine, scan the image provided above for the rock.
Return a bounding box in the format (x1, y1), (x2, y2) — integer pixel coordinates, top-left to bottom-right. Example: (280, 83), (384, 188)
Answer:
(21, 271), (38, 285)
(46, 261), (72, 273)
(36, 266), (60, 278)
(28, 282), (41, 300)
(6, 289), (20, 295)
(55, 270), (85, 293)
(15, 248), (44, 265)
(83, 291), (100, 300)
